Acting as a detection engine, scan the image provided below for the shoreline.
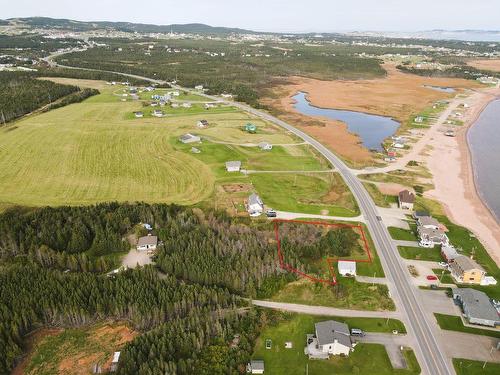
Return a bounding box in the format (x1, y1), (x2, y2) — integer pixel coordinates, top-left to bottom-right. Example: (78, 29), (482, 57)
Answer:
(426, 86), (500, 265)
(464, 95), (500, 225)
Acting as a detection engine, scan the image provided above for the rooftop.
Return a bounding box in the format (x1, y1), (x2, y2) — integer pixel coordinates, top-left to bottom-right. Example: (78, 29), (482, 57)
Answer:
(315, 320), (351, 348)
(418, 216), (440, 228)
(137, 235), (158, 246)
(398, 189), (415, 203)
(453, 288), (499, 322)
(250, 360), (264, 371)
(452, 255), (484, 272)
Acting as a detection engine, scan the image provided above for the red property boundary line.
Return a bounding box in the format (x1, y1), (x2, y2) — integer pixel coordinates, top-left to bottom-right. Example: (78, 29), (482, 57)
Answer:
(274, 219), (373, 286)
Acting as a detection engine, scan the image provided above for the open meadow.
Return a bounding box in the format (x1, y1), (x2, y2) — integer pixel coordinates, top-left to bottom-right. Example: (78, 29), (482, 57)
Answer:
(0, 78), (357, 215)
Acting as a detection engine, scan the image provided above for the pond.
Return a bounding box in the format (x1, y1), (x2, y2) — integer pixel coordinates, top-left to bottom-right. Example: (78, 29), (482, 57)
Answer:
(423, 85), (456, 93)
(292, 92), (400, 151)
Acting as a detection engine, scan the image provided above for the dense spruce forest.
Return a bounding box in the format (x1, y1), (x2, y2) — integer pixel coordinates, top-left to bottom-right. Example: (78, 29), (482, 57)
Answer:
(0, 203), (297, 374)
(0, 72), (98, 123)
(56, 39), (387, 106)
(0, 202), (367, 374)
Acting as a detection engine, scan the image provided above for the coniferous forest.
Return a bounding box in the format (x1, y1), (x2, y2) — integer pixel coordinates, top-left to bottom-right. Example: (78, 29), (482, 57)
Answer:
(0, 203), (296, 374)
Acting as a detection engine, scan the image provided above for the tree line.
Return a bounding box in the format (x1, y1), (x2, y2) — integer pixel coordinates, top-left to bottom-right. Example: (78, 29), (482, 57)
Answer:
(0, 72), (88, 124)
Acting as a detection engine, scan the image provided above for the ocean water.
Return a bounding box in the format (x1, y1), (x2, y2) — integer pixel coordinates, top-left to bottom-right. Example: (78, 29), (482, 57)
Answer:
(467, 99), (500, 222)
(292, 92), (400, 151)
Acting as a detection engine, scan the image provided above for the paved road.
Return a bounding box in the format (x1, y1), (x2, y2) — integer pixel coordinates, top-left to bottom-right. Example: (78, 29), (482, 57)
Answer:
(356, 333), (412, 369)
(274, 210), (365, 223)
(47, 51), (453, 374)
(251, 300), (401, 318)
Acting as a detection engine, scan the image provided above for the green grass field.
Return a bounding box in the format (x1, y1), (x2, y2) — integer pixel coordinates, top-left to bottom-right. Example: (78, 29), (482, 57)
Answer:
(252, 313), (418, 375)
(270, 278), (395, 311)
(434, 314), (500, 339)
(0, 79), (358, 214)
(453, 358), (500, 375)
(388, 227), (418, 241)
(398, 246), (442, 262)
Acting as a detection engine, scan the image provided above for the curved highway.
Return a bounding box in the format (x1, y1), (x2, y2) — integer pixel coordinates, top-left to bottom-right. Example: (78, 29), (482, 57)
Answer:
(47, 50), (453, 374)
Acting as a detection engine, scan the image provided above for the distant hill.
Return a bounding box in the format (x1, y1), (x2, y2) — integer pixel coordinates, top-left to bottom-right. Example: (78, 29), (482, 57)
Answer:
(3, 17), (261, 35)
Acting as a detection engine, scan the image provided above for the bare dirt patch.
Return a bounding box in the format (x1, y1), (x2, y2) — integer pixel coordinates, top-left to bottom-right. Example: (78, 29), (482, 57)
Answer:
(376, 182), (413, 196)
(222, 183), (253, 193)
(15, 323), (137, 375)
(467, 59), (500, 72)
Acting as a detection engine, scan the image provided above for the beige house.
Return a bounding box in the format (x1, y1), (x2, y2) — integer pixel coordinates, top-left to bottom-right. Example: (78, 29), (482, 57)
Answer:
(450, 255), (485, 284)
(137, 235), (158, 251)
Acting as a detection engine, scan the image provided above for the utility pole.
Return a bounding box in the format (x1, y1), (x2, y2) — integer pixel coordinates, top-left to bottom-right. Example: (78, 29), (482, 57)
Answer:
(1, 111), (5, 126)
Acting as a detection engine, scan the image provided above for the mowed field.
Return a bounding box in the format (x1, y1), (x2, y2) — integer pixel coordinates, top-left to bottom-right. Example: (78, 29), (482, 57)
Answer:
(0, 78), (350, 211)
(0, 85), (211, 206)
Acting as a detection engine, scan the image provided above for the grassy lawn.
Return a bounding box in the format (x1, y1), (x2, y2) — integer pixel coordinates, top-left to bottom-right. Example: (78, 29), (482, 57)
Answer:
(432, 268), (454, 284)
(363, 182), (398, 208)
(20, 323), (136, 375)
(270, 278), (395, 311)
(434, 314), (500, 339)
(253, 313), (418, 375)
(388, 227), (418, 241)
(398, 246), (442, 262)
(453, 358), (500, 375)
(250, 173), (359, 217)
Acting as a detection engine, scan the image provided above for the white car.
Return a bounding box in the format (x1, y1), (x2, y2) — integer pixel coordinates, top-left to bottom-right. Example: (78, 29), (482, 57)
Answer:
(438, 262), (448, 268)
(419, 241), (434, 248)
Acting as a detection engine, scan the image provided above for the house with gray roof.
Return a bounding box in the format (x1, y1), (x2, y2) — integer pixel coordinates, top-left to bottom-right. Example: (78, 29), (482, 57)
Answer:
(417, 216), (440, 229)
(453, 288), (499, 327)
(305, 320), (352, 358)
(137, 235), (158, 251)
(247, 193), (264, 217)
(225, 160), (241, 172)
(418, 226), (449, 247)
(179, 133), (201, 144)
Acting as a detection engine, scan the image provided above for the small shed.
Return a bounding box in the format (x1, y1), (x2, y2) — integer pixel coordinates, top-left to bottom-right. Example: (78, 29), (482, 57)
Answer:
(245, 123), (257, 133)
(247, 360), (265, 374)
(134, 111), (144, 118)
(179, 133), (201, 144)
(110, 351), (121, 372)
(338, 261), (356, 277)
(258, 142), (272, 151)
(152, 109), (164, 117)
(225, 161), (242, 172)
(197, 119), (209, 128)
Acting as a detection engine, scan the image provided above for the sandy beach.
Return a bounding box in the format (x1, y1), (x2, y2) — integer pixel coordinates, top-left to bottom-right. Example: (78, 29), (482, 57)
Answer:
(425, 85), (500, 265)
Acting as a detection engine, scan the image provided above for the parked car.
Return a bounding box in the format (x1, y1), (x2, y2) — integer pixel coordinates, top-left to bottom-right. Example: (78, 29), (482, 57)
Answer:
(350, 328), (365, 337)
(438, 262), (448, 268)
(426, 275), (438, 281)
(419, 241), (434, 248)
(266, 209), (277, 218)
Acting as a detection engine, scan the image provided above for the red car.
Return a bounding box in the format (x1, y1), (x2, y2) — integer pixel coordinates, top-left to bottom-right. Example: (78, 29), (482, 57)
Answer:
(426, 275), (438, 281)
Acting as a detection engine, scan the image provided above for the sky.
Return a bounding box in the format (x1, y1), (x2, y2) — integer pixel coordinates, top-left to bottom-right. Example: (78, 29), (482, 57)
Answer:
(2, 0), (500, 33)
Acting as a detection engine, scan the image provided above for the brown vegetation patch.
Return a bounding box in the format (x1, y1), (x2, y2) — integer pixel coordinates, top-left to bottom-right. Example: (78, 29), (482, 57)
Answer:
(222, 183), (253, 193)
(467, 59), (500, 72)
(38, 77), (108, 90)
(262, 63), (479, 166)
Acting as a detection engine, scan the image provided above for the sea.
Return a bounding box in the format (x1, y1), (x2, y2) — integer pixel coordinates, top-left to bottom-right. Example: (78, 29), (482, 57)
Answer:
(467, 99), (500, 222)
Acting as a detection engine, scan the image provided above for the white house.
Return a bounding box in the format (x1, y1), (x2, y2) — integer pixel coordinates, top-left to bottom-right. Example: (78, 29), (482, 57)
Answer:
(134, 111), (144, 118)
(110, 351), (121, 372)
(258, 142), (273, 151)
(195, 85), (204, 90)
(137, 235), (157, 251)
(246, 360), (264, 374)
(338, 261), (356, 277)
(414, 116), (424, 123)
(152, 109), (164, 117)
(398, 190), (415, 210)
(306, 320), (352, 359)
(179, 133), (201, 144)
(247, 193), (264, 217)
(225, 161), (241, 172)
(197, 119), (209, 128)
